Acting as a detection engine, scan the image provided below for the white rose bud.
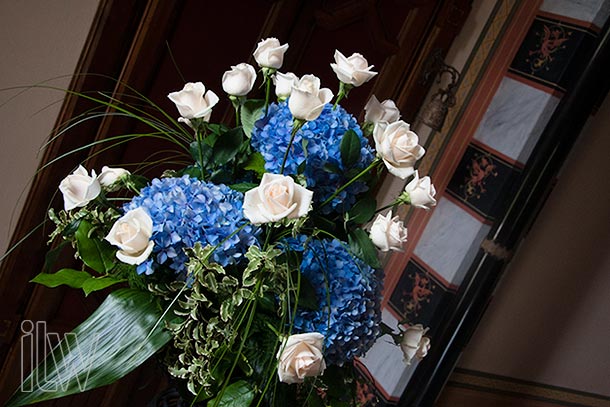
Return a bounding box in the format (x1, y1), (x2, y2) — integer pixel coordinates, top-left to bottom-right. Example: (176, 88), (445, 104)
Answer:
(274, 71), (298, 100)
(167, 82), (219, 122)
(97, 166), (130, 188)
(253, 37), (289, 69)
(373, 120), (425, 179)
(364, 95), (401, 124)
(369, 211), (408, 252)
(243, 173), (313, 224)
(404, 171), (437, 210)
(330, 50), (377, 87)
(222, 63), (257, 97)
(105, 207), (154, 265)
(288, 74), (333, 121)
(59, 165), (101, 211)
(400, 324), (431, 365)
(277, 332), (326, 384)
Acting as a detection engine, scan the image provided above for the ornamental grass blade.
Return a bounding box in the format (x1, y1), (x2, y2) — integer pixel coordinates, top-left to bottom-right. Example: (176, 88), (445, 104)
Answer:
(6, 288), (172, 406)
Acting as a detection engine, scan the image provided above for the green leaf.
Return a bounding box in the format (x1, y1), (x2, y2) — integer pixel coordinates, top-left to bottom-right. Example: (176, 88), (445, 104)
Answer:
(31, 268), (91, 289)
(240, 99), (265, 138)
(228, 182), (258, 193)
(6, 288), (172, 407)
(347, 196), (377, 224)
(323, 162), (342, 174)
(75, 221), (115, 273)
(207, 380), (255, 407)
(81, 276), (125, 296)
(340, 130), (361, 168)
(243, 151), (266, 177)
(43, 241), (69, 272)
(189, 140), (213, 169)
(348, 229), (381, 269)
(213, 127), (245, 166)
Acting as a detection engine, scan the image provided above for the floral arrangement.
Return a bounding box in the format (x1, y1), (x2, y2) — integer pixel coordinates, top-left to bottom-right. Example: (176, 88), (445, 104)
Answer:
(7, 38), (436, 407)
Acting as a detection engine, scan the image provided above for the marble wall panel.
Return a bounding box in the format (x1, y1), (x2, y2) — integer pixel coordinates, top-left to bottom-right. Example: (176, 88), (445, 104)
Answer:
(413, 198), (491, 286)
(540, 0), (610, 27)
(473, 76), (560, 163)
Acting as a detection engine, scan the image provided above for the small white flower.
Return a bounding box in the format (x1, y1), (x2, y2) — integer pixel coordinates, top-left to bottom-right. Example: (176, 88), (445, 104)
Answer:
(369, 211), (408, 252)
(97, 166), (130, 188)
(243, 173), (313, 224)
(364, 95), (401, 124)
(330, 50), (377, 87)
(288, 74), (333, 121)
(222, 63), (257, 96)
(373, 120), (425, 179)
(59, 165), (101, 211)
(400, 324), (431, 365)
(167, 82), (219, 122)
(274, 71), (298, 100)
(277, 332), (326, 384)
(404, 171), (437, 210)
(253, 37), (289, 69)
(105, 207), (154, 265)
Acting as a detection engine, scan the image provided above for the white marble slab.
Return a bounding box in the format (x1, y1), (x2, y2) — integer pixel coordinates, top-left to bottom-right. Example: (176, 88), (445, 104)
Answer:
(413, 198), (491, 286)
(473, 76), (560, 163)
(541, 0), (610, 28)
(359, 309), (418, 399)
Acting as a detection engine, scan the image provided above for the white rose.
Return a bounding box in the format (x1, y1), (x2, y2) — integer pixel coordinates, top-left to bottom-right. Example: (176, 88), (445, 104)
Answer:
(330, 50), (377, 87)
(277, 332), (326, 384)
(97, 166), (130, 187)
(167, 82), (219, 122)
(274, 71), (298, 100)
(59, 165), (101, 211)
(373, 120), (425, 179)
(400, 324), (431, 365)
(222, 63), (257, 96)
(364, 95), (401, 124)
(288, 74), (333, 121)
(243, 173), (313, 224)
(253, 37), (289, 69)
(369, 211), (408, 252)
(105, 207), (154, 265)
(404, 171), (437, 210)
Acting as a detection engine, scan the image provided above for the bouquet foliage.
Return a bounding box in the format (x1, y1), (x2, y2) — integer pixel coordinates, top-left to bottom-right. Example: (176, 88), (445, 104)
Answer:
(7, 38), (436, 407)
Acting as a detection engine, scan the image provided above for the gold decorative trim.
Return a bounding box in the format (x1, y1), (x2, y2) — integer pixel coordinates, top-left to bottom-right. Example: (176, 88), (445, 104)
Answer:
(480, 238), (512, 261)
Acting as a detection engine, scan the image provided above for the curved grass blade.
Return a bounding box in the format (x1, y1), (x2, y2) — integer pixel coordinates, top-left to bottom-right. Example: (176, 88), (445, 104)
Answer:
(6, 288), (172, 406)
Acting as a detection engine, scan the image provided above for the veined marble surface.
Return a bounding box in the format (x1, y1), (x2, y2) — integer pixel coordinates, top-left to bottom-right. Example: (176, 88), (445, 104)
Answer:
(414, 198), (491, 286)
(473, 76), (560, 164)
(541, 0), (610, 27)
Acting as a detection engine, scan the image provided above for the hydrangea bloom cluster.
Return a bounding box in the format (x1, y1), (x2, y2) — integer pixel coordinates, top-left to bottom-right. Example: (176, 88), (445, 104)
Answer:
(251, 102), (374, 214)
(124, 175), (259, 275)
(284, 236), (383, 366)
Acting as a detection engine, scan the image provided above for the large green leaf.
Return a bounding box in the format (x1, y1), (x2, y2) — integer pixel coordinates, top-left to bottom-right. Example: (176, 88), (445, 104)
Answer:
(212, 127), (245, 166)
(339, 130), (361, 168)
(348, 229), (381, 269)
(75, 221), (115, 273)
(207, 380), (255, 407)
(240, 99), (265, 138)
(31, 269), (125, 296)
(6, 288), (172, 406)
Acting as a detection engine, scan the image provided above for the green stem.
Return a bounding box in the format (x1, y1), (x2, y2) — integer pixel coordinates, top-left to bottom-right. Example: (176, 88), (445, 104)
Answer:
(332, 82), (352, 110)
(280, 120), (304, 174)
(375, 202), (397, 215)
(263, 69), (275, 115)
(320, 157), (381, 208)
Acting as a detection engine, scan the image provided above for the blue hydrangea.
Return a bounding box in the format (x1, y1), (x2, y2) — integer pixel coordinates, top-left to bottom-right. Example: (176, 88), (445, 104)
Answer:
(284, 236), (383, 366)
(251, 102), (375, 214)
(124, 175), (259, 275)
